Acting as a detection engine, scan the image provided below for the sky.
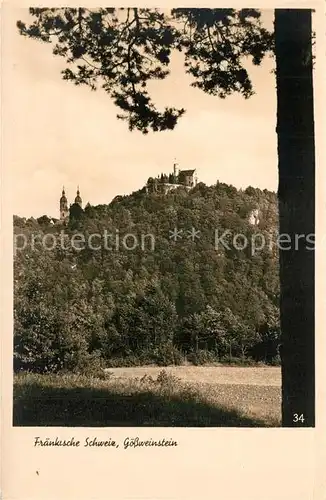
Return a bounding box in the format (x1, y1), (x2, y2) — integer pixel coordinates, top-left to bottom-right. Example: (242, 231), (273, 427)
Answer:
(6, 8), (277, 218)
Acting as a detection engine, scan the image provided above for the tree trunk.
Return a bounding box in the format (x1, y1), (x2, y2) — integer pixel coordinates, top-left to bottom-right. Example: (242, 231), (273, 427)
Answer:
(275, 9), (315, 427)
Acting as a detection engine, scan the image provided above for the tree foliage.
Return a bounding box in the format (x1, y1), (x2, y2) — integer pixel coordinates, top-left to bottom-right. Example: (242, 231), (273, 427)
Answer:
(17, 8), (273, 133)
(14, 183), (280, 372)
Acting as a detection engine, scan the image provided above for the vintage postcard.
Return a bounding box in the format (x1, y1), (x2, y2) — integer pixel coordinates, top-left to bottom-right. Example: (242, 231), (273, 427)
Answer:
(1, 1), (325, 499)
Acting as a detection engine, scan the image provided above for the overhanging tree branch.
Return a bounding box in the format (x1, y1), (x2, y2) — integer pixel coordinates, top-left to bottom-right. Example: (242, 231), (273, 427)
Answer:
(17, 7), (272, 132)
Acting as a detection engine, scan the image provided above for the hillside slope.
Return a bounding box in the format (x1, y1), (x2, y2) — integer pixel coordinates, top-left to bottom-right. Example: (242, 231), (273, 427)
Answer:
(13, 181), (280, 371)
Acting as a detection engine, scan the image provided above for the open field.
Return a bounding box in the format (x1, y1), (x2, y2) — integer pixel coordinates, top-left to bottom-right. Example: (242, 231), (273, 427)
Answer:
(13, 366), (281, 427)
(106, 366), (281, 386)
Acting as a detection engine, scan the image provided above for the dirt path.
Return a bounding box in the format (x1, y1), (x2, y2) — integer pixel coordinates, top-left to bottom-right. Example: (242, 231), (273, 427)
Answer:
(106, 366), (281, 387)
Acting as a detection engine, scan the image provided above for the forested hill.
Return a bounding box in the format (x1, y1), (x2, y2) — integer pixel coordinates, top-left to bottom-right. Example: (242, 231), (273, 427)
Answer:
(13, 181), (280, 372)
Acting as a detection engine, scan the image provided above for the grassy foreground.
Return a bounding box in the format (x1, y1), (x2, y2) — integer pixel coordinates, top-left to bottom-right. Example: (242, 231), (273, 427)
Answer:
(13, 368), (281, 427)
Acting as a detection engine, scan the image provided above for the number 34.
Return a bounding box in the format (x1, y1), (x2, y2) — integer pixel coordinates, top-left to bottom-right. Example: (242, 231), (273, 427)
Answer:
(293, 413), (305, 423)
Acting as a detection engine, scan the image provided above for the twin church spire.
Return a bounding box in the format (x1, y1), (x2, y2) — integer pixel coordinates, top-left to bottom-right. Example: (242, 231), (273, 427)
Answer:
(59, 186), (83, 221)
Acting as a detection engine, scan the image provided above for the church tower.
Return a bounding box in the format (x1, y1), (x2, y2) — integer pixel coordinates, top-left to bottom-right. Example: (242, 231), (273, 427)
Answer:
(74, 186), (82, 208)
(59, 187), (69, 221)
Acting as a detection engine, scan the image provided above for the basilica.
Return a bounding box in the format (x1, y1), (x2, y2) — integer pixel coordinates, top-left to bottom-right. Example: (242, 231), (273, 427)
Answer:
(59, 187), (83, 221)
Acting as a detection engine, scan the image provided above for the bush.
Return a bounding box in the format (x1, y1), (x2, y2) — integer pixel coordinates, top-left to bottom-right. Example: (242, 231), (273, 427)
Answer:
(106, 355), (141, 368)
(187, 350), (218, 366)
(269, 354), (281, 366)
(150, 345), (184, 366)
(156, 369), (181, 388)
(105, 346), (185, 368)
(220, 356), (257, 366)
(14, 326), (91, 374)
(70, 350), (106, 378)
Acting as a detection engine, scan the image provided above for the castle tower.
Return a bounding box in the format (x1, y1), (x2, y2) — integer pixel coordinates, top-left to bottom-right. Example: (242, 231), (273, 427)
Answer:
(74, 186), (82, 208)
(59, 187), (69, 221)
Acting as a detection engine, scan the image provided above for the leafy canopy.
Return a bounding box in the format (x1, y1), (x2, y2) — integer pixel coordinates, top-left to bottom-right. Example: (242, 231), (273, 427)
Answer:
(17, 8), (273, 133)
(14, 182), (280, 371)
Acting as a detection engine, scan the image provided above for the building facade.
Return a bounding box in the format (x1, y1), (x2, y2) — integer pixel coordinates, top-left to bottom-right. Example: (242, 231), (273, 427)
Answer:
(59, 187), (83, 221)
(146, 164), (197, 194)
(59, 188), (69, 221)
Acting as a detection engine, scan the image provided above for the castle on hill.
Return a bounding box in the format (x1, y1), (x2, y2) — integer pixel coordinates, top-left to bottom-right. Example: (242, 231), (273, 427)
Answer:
(56, 174), (263, 229)
(59, 187), (83, 222)
(146, 164), (198, 194)
(58, 165), (197, 220)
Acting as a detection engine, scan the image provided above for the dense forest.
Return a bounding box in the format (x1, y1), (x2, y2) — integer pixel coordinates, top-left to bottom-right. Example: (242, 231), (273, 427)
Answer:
(13, 181), (280, 372)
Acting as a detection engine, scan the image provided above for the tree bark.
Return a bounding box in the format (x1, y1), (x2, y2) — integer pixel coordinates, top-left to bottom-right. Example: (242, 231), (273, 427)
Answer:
(275, 9), (315, 427)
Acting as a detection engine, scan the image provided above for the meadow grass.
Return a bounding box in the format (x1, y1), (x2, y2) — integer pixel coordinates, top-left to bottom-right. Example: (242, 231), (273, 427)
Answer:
(13, 367), (281, 427)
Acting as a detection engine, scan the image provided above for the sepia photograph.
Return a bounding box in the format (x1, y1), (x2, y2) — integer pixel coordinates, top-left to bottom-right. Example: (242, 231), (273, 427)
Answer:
(10, 6), (315, 429)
